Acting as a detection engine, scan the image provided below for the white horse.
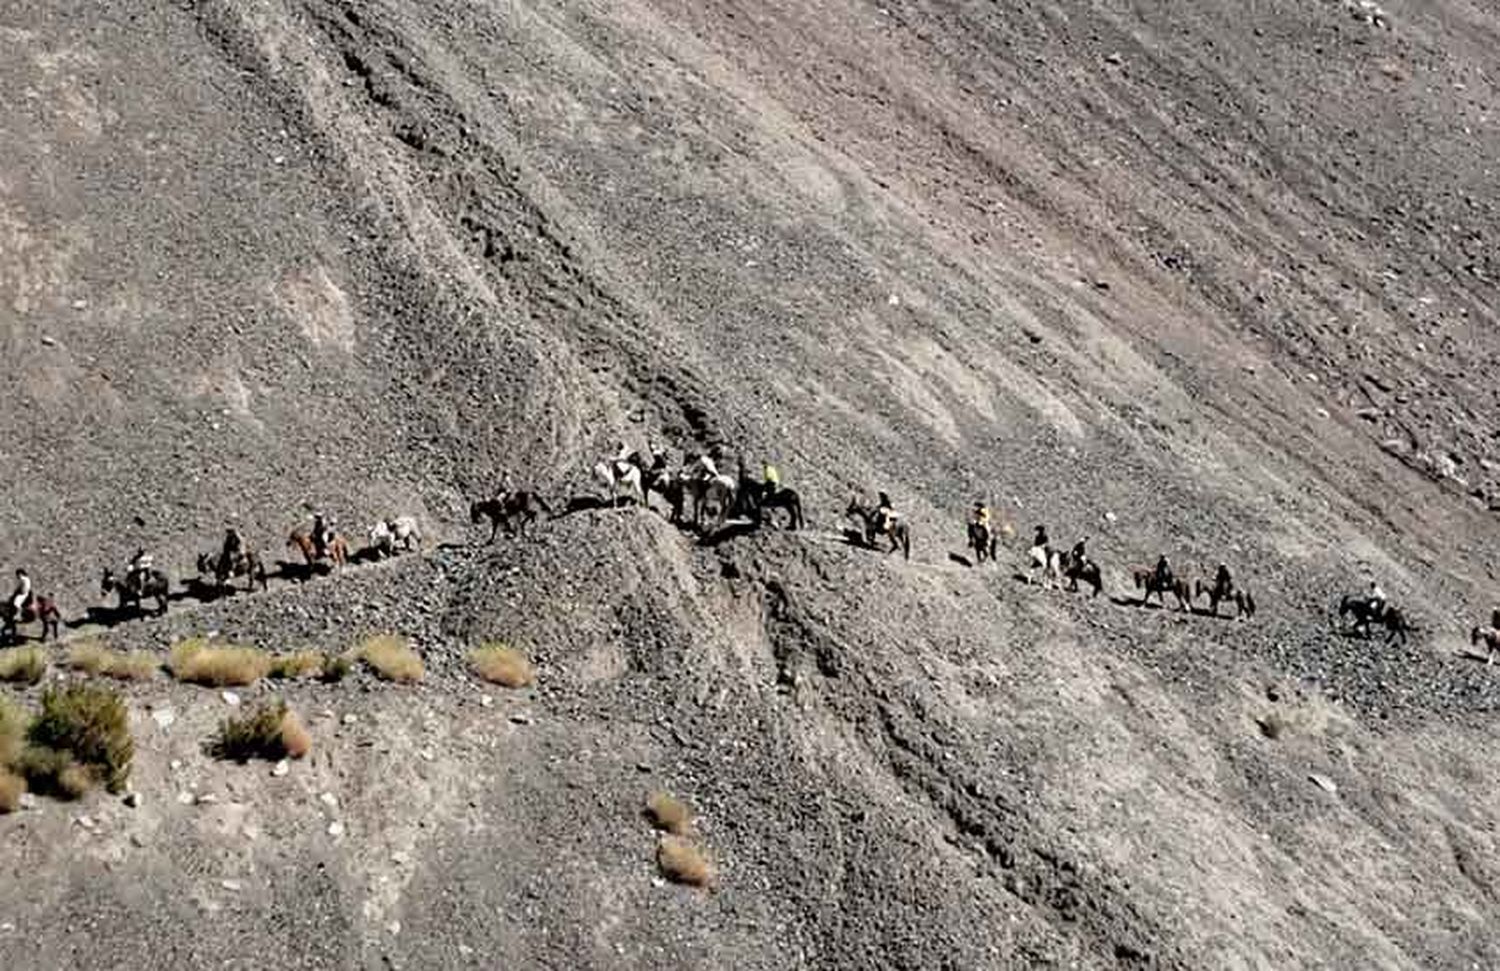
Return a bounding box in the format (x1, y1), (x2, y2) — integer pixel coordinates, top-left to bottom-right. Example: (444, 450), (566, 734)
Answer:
(1028, 544), (1063, 589)
(592, 460), (645, 507)
(369, 515), (422, 558)
(682, 472), (736, 529)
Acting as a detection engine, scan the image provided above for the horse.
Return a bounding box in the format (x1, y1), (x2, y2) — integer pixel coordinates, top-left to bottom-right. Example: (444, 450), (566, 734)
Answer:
(101, 566), (170, 616)
(967, 522), (996, 564)
(1028, 544), (1062, 589)
(1338, 595), (1412, 644)
(287, 528), (349, 570)
(1470, 626), (1500, 662)
(1060, 551), (1103, 597)
(1132, 568), (1191, 610)
(683, 472), (737, 531)
(739, 479), (806, 530)
(368, 515), (423, 558)
(1195, 577), (1256, 619)
(196, 549), (268, 594)
(470, 492), (552, 542)
(845, 497), (911, 560)
(1, 595), (61, 644)
(592, 459), (644, 507)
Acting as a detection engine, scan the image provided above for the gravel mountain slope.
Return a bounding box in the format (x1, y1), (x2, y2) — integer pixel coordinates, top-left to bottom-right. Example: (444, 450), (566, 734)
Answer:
(2, 1), (1499, 968)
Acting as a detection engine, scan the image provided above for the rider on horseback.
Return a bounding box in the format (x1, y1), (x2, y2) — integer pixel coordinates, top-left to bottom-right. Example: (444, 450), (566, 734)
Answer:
(876, 491), (900, 536)
(1214, 562), (1234, 596)
(971, 501), (991, 530)
(312, 514), (335, 559)
(1071, 536), (1088, 564)
(9, 569), (32, 617)
(763, 461), (781, 500)
(1153, 554), (1174, 590)
(1031, 525), (1050, 555)
(1367, 580), (1387, 618)
(223, 527), (245, 562)
(126, 548), (154, 591)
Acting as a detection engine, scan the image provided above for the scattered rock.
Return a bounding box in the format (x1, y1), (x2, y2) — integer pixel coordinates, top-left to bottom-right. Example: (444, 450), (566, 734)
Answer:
(1104, 52), (1124, 65)
(479, 694), (494, 708)
(152, 708), (177, 731)
(1309, 773), (1339, 795)
(177, 791), (196, 806)
(320, 792), (339, 809)
(221, 880), (242, 893)
(74, 815), (96, 830)
(510, 713), (533, 725)
(342, 713), (359, 725)
(18, 793), (35, 810)
(123, 792), (142, 809)
(195, 793), (219, 806)
(328, 821), (345, 838)
(222, 691), (241, 706)
(40, 335), (57, 347)
(271, 760), (290, 777)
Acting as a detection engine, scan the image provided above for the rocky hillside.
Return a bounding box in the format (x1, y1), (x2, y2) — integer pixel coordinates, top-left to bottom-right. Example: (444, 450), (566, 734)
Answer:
(2, 0), (1499, 968)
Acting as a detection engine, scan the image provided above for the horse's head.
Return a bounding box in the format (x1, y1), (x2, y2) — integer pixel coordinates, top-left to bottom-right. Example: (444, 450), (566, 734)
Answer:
(469, 501), (483, 523)
(196, 552), (212, 574)
(100, 568), (115, 593)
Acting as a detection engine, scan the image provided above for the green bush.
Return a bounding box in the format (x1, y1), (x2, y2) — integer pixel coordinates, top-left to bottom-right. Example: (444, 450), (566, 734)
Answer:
(0, 646), (46, 685)
(27, 684), (134, 794)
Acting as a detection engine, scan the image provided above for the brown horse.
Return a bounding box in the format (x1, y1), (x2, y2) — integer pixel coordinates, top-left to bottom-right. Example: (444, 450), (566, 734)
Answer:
(846, 497), (911, 560)
(1, 594), (61, 644)
(1195, 577), (1256, 619)
(470, 491), (553, 542)
(287, 529), (348, 569)
(1132, 568), (1191, 610)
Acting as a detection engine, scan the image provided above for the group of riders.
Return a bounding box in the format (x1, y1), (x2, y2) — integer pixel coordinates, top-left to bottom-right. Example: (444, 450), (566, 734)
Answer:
(0, 437), (1469, 650)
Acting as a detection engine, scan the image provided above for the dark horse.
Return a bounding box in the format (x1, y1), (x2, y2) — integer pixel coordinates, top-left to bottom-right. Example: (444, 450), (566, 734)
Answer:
(1195, 577), (1256, 619)
(739, 479), (806, 530)
(1, 595), (61, 644)
(196, 549), (268, 594)
(1132, 568), (1191, 610)
(1061, 551), (1103, 597)
(470, 492), (552, 542)
(967, 522), (997, 564)
(846, 498), (911, 561)
(1338, 595), (1413, 644)
(101, 566), (170, 616)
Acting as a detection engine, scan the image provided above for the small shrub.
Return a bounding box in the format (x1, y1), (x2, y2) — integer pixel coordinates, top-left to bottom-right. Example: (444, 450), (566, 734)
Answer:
(269, 651), (324, 680)
(645, 791), (694, 836)
(0, 768), (24, 812)
(66, 640), (157, 681)
(0, 695), (29, 766)
(358, 635), (423, 684)
(467, 643), (535, 688)
(27, 684), (134, 793)
(280, 709), (312, 759)
(0, 646), (46, 685)
(211, 701), (311, 762)
(16, 746), (93, 800)
(657, 835), (714, 888)
(319, 652), (351, 683)
(169, 638), (270, 687)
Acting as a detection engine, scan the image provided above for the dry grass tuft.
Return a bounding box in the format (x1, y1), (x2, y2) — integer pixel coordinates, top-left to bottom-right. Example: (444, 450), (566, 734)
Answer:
(211, 700), (311, 762)
(0, 646), (46, 685)
(657, 835), (714, 888)
(27, 684), (134, 793)
(467, 643), (535, 688)
(280, 709), (313, 759)
(169, 638), (270, 687)
(16, 746), (94, 800)
(66, 640), (158, 681)
(269, 651), (324, 680)
(319, 652), (352, 683)
(0, 696), (28, 767)
(0, 768), (24, 813)
(645, 790), (695, 836)
(358, 634), (423, 683)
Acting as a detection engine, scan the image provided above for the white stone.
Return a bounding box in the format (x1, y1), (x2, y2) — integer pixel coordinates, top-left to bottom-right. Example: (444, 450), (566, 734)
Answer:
(327, 821), (345, 838)
(320, 792), (339, 808)
(177, 791), (196, 805)
(271, 760), (290, 777)
(221, 691), (241, 706)
(152, 708), (177, 730)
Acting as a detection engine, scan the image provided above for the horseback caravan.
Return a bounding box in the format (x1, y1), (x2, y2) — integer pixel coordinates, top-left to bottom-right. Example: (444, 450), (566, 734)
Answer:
(471, 490), (552, 541)
(1059, 540), (1102, 597)
(1195, 564), (1255, 619)
(2, 569), (60, 643)
(368, 515), (423, 559)
(196, 528), (267, 594)
(101, 550), (170, 616)
(846, 493), (911, 560)
(1132, 556), (1191, 610)
(287, 514), (348, 572)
